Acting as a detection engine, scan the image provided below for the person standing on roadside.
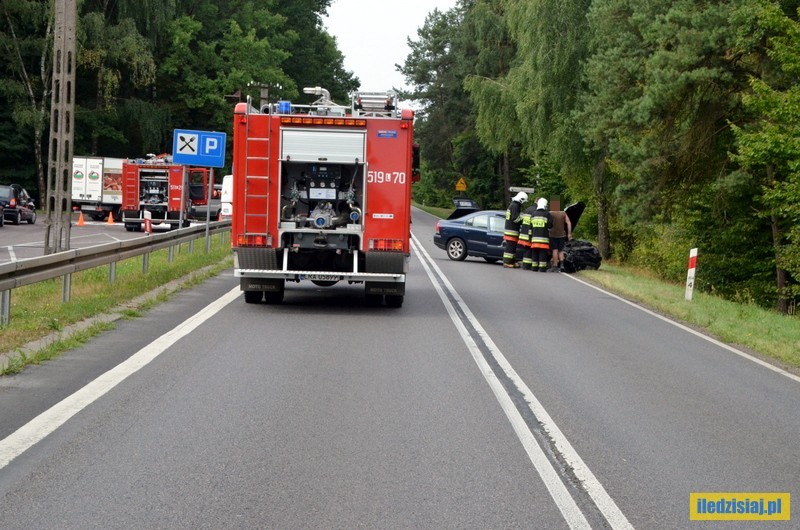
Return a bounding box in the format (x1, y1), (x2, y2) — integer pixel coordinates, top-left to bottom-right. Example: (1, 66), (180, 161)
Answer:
(547, 198), (572, 272)
(518, 202), (535, 270)
(528, 197), (553, 272)
(503, 192), (528, 268)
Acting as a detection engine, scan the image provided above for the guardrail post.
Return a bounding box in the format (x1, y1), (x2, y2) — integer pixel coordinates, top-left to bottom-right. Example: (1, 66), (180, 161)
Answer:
(109, 261), (117, 283)
(143, 253), (150, 274)
(1, 290), (10, 326)
(189, 240), (195, 254)
(63, 273), (71, 303)
(168, 246), (175, 263)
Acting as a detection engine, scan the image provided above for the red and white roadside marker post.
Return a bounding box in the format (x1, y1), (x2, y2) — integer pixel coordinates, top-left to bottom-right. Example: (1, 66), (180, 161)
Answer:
(685, 248), (698, 301)
(143, 210), (153, 235)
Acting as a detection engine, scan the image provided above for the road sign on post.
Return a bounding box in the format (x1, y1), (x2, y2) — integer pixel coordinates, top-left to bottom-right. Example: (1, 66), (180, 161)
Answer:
(455, 178), (467, 192)
(172, 129), (227, 168)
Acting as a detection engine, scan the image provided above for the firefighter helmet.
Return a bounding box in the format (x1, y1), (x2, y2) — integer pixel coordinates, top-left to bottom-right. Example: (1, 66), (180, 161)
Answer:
(537, 197), (548, 209)
(513, 192), (528, 203)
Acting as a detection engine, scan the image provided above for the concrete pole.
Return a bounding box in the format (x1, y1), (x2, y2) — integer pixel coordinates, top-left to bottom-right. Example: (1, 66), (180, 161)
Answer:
(44, 0), (77, 255)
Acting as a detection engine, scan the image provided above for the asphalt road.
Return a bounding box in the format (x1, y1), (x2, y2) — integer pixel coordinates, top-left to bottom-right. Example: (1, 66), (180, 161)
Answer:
(0, 207), (797, 528)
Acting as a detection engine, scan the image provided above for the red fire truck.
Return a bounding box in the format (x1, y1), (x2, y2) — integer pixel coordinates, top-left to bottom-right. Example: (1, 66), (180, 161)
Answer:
(120, 154), (210, 231)
(231, 87), (420, 307)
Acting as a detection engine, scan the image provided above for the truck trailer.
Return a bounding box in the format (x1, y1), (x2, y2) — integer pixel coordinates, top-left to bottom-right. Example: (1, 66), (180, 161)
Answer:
(231, 87), (420, 307)
(71, 156), (124, 221)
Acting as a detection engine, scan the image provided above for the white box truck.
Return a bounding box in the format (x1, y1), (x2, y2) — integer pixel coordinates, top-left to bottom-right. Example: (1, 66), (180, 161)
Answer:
(72, 156), (124, 221)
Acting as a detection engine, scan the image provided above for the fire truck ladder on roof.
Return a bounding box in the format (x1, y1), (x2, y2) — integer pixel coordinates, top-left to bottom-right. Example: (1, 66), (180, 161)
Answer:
(351, 91), (398, 117)
(243, 96), (271, 243)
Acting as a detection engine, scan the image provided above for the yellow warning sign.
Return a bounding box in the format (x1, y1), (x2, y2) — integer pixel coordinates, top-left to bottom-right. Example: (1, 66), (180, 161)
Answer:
(455, 178), (467, 191)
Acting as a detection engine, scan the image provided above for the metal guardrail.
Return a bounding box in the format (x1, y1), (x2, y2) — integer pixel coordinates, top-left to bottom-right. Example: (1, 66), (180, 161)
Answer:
(0, 220), (231, 325)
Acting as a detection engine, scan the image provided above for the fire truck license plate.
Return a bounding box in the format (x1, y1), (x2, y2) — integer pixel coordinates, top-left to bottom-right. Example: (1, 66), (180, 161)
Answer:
(303, 274), (342, 281)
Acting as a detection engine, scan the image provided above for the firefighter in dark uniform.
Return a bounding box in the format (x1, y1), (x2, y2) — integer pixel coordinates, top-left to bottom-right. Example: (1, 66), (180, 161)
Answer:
(519, 203), (535, 270)
(503, 192), (528, 268)
(528, 197), (553, 272)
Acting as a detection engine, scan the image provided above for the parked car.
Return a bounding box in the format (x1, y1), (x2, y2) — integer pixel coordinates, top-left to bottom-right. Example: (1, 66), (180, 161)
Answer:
(433, 201), (595, 269)
(0, 202), (4, 227)
(0, 184), (37, 225)
(434, 209), (506, 263)
(189, 183), (222, 221)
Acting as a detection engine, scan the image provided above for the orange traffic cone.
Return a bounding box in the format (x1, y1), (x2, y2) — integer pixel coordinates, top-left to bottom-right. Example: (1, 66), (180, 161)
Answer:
(107, 211), (114, 224)
(76, 212), (85, 227)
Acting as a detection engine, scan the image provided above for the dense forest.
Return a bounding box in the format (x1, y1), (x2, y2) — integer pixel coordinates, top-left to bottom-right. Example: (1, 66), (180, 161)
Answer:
(0, 0), (358, 205)
(403, 0), (800, 314)
(2, 0), (800, 314)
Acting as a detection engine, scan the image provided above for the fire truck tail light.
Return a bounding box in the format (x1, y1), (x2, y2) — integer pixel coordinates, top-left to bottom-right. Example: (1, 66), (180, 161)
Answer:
(237, 234), (269, 247)
(369, 239), (403, 251)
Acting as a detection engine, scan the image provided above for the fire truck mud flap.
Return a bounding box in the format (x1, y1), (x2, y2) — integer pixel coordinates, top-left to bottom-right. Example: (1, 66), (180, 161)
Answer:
(365, 251), (406, 307)
(237, 248), (285, 304)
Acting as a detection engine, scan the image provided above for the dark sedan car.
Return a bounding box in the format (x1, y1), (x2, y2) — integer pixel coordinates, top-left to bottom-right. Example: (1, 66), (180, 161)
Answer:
(0, 184), (37, 225)
(189, 183), (222, 221)
(434, 209), (506, 262)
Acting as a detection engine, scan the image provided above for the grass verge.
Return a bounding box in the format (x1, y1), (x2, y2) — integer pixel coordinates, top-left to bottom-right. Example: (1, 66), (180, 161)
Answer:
(1, 233), (233, 375)
(579, 263), (800, 370)
(414, 203), (455, 219)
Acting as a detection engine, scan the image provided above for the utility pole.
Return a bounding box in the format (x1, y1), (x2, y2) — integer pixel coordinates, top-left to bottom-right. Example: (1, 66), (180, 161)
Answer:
(44, 0), (77, 255)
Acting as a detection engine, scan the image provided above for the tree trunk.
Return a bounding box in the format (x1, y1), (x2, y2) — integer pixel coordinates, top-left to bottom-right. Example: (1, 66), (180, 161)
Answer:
(502, 150), (511, 204)
(33, 69), (50, 208)
(766, 165), (789, 314)
(34, 122), (46, 207)
(593, 153), (611, 259)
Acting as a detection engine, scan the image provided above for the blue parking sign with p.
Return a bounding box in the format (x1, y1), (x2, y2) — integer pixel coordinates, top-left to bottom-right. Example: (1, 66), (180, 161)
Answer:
(172, 129), (227, 167)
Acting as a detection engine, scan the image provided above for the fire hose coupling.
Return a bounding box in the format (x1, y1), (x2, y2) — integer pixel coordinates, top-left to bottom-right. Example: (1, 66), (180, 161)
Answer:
(309, 202), (335, 228)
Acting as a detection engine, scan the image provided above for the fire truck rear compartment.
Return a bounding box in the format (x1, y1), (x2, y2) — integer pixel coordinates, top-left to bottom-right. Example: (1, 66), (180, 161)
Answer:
(279, 161), (363, 232)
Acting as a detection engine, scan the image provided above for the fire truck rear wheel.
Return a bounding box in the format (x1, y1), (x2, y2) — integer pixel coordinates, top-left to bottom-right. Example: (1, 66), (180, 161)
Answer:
(243, 291), (263, 304)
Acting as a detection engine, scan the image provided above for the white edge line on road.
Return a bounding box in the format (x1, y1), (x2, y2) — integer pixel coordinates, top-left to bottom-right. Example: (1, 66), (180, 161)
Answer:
(411, 236), (594, 530)
(412, 233), (634, 530)
(565, 274), (800, 385)
(0, 286), (241, 470)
